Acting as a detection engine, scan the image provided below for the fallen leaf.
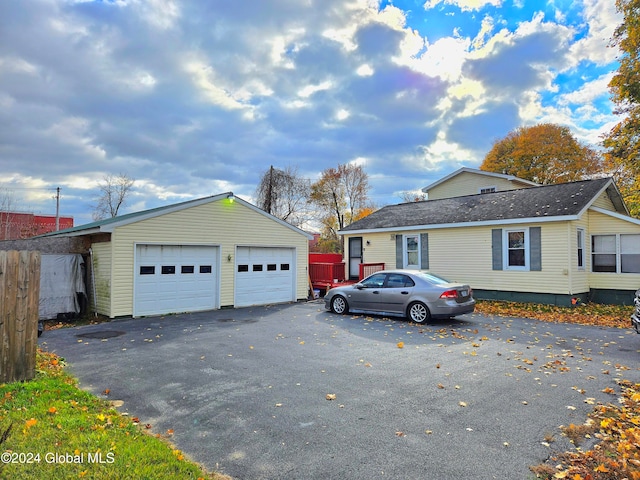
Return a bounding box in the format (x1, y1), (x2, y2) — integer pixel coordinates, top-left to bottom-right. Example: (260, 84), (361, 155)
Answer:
(397, 342), (404, 349)
(395, 431), (405, 437)
(459, 401), (468, 407)
(326, 394), (336, 401)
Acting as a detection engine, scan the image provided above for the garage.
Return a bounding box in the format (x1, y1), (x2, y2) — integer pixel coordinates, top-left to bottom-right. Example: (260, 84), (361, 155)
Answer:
(39, 193), (311, 318)
(134, 244), (219, 317)
(235, 246), (295, 307)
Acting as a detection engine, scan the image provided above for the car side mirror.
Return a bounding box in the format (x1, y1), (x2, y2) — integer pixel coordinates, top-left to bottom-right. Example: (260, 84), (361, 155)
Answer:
(354, 283), (364, 289)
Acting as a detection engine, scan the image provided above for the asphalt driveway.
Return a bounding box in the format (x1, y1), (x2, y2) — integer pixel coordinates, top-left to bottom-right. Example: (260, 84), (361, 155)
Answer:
(40, 301), (640, 479)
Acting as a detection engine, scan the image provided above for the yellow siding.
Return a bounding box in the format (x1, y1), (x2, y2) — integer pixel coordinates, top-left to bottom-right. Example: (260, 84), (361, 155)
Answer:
(587, 209), (640, 290)
(107, 200), (309, 317)
(591, 192), (616, 211)
(568, 218), (590, 294)
(348, 222), (578, 295)
(427, 171), (532, 200)
(361, 232), (397, 269)
(427, 223), (574, 294)
(346, 208), (640, 298)
(90, 242), (113, 317)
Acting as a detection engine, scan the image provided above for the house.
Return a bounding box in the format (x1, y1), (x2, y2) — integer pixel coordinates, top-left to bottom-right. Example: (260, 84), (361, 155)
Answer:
(0, 211), (74, 240)
(34, 193), (312, 318)
(340, 168), (640, 306)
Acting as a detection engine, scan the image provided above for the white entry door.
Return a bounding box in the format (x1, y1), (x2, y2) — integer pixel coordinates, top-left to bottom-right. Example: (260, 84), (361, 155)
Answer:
(235, 247), (295, 307)
(134, 245), (219, 316)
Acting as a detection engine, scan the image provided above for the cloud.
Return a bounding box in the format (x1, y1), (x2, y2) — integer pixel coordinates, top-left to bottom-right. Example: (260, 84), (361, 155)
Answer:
(424, 0), (503, 12)
(0, 0), (623, 224)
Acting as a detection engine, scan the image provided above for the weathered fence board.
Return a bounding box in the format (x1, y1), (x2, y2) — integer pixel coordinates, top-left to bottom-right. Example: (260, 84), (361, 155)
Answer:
(0, 250), (41, 383)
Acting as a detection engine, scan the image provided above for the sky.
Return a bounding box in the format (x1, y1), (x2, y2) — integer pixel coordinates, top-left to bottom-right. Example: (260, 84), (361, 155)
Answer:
(0, 0), (623, 227)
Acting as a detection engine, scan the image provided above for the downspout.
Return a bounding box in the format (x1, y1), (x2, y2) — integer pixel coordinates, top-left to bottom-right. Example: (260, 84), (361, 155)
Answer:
(567, 222), (573, 296)
(89, 248), (98, 317)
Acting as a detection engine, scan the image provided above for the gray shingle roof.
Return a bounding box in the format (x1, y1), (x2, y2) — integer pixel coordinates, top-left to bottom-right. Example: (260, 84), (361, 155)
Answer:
(342, 177), (616, 232)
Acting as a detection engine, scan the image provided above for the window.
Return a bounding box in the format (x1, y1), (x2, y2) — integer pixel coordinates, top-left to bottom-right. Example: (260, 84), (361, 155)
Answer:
(592, 235), (616, 272)
(479, 186), (497, 194)
(591, 234), (640, 273)
(161, 265), (175, 275)
(386, 273), (414, 288)
(181, 265), (194, 274)
(140, 266), (155, 275)
(361, 273), (386, 288)
(200, 265), (212, 274)
(280, 263), (290, 271)
(267, 264), (277, 271)
(237, 264), (249, 272)
(404, 235), (419, 269)
(577, 228), (585, 269)
(621, 234), (640, 273)
(503, 229), (529, 270)
(253, 264), (263, 272)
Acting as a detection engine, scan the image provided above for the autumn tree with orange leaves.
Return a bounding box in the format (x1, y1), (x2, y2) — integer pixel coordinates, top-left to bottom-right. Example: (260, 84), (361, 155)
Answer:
(603, 0), (640, 218)
(309, 163), (375, 252)
(480, 123), (603, 185)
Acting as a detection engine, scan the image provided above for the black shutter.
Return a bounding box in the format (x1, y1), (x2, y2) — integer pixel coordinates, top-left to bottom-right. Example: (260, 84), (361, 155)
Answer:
(492, 229), (503, 271)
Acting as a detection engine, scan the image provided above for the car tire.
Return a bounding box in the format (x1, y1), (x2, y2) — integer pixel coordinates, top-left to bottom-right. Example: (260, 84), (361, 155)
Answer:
(330, 295), (349, 315)
(407, 302), (430, 324)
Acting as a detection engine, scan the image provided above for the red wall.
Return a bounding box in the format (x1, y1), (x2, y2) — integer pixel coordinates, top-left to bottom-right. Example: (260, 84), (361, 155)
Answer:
(0, 212), (74, 240)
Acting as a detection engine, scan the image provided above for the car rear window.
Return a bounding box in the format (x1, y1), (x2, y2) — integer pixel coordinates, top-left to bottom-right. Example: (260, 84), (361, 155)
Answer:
(415, 272), (450, 284)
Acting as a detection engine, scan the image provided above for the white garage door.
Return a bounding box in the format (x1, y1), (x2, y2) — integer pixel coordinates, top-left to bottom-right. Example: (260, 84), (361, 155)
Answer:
(134, 245), (219, 317)
(235, 247), (295, 307)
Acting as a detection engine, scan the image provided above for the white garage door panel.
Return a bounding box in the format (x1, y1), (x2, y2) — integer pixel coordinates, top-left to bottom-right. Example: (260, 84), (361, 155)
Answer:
(235, 247), (295, 307)
(135, 245), (218, 316)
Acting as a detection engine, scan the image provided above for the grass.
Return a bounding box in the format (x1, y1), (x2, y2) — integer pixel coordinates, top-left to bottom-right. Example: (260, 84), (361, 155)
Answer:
(0, 351), (228, 480)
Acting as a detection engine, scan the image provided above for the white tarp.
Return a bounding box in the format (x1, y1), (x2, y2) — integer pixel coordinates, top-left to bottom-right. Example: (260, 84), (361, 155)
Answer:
(39, 254), (86, 320)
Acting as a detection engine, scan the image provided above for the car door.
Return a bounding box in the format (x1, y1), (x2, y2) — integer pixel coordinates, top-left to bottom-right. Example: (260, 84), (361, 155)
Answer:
(348, 272), (387, 312)
(377, 273), (415, 313)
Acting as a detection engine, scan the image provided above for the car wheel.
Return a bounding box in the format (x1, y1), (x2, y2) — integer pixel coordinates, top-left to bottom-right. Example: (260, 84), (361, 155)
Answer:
(407, 302), (430, 324)
(330, 295), (349, 314)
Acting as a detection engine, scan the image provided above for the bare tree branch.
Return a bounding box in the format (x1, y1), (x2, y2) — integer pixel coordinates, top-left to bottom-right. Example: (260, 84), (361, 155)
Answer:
(93, 173), (135, 221)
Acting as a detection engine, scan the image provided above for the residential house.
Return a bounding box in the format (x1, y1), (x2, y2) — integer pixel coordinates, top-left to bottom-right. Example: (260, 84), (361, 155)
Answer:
(340, 168), (640, 306)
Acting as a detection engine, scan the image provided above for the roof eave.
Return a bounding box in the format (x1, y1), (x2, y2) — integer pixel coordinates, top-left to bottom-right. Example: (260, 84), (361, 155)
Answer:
(339, 214), (578, 235)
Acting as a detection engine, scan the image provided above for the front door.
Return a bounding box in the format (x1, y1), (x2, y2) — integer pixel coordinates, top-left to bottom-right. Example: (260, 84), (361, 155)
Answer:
(348, 237), (363, 280)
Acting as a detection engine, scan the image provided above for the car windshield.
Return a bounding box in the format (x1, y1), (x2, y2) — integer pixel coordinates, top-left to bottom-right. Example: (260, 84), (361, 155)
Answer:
(414, 272), (451, 284)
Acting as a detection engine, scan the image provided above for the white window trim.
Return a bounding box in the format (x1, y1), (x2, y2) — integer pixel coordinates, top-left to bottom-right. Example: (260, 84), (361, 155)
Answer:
(577, 228), (585, 271)
(503, 228), (529, 271)
(403, 234), (420, 269)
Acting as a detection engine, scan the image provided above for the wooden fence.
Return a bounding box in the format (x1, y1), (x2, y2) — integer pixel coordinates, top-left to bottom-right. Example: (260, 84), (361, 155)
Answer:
(0, 250), (41, 383)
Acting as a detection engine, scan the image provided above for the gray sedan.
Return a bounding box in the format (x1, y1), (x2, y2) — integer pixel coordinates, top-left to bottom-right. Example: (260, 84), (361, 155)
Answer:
(324, 270), (475, 323)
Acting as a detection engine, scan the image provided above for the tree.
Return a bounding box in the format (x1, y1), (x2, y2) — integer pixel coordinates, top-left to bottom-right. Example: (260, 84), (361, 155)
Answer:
(309, 163), (374, 251)
(399, 191), (427, 203)
(92, 173), (135, 221)
(480, 123), (603, 184)
(254, 165), (311, 227)
(0, 188), (18, 240)
(603, 0), (640, 217)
